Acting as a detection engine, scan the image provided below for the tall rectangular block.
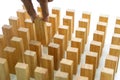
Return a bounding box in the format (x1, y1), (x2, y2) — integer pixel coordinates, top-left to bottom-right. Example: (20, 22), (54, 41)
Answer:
(111, 33), (120, 45)
(116, 17), (120, 24)
(77, 76), (88, 80)
(99, 15), (109, 23)
(114, 24), (120, 34)
(0, 35), (6, 57)
(55, 71), (69, 80)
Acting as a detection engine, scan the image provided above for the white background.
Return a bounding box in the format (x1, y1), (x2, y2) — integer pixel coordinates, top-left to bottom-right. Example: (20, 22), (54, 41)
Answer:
(0, 0), (120, 80)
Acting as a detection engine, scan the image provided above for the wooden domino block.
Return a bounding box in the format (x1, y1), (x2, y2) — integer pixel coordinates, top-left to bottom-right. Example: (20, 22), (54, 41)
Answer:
(66, 9), (75, 33)
(66, 47), (78, 74)
(40, 54), (54, 80)
(111, 33), (120, 45)
(24, 50), (37, 78)
(0, 58), (10, 80)
(116, 17), (120, 24)
(10, 37), (24, 62)
(34, 67), (48, 80)
(80, 64), (93, 80)
(53, 33), (65, 59)
(15, 63), (30, 80)
(48, 42), (60, 70)
(99, 15), (109, 23)
(18, 27), (30, 50)
(0, 35), (6, 57)
(55, 71), (69, 80)
(77, 76), (88, 80)
(60, 58), (73, 80)
(114, 24), (120, 34)
(22, 5), (30, 19)
(63, 16), (72, 40)
(100, 67), (114, 80)
(29, 40), (42, 66)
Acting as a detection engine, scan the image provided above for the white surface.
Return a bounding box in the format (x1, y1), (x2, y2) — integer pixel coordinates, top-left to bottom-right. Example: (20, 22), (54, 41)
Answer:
(0, 0), (120, 80)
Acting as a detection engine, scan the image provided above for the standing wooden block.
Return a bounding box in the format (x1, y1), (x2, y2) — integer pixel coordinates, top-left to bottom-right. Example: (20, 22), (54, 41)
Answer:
(10, 37), (24, 62)
(0, 58), (10, 80)
(48, 42), (60, 70)
(34, 67), (48, 80)
(52, 7), (61, 27)
(99, 15), (109, 23)
(17, 9), (26, 27)
(100, 67), (114, 80)
(66, 47), (78, 74)
(40, 54), (54, 80)
(15, 63), (30, 80)
(71, 37), (82, 63)
(66, 9), (75, 33)
(111, 33), (120, 45)
(58, 25), (69, 50)
(24, 50), (37, 78)
(55, 71), (69, 80)
(80, 64), (93, 80)
(53, 33), (65, 59)
(0, 35), (6, 57)
(24, 19), (36, 40)
(22, 5), (30, 19)
(29, 40), (42, 66)
(77, 76), (88, 80)
(63, 16), (72, 40)
(60, 58), (73, 80)
(116, 17), (120, 24)
(114, 24), (120, 34)
(18, 27), (30, 50)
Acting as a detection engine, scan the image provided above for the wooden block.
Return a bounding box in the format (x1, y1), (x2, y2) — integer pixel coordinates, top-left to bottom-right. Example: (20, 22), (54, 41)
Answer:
(48, 42), (60, 70)
(15, 63), (30, 80)
(10, 37), (24, 62)
(66, 9), (75, 33)
(37, 6), (42, 17)
(66, 47), (78, 74)
(99, 15), (109, 23)
(34, 67), (48, 80)
(77, 76), (88, 80)
(0, 58), (10, 80)
(0, 35), (6, 57)
(111, 33), (120, 45)
(53, 33), (65, 59)
(60, 58), (73, 80)
(114, 24), (120, 34)
(100, 67), (114, 80)
(22, 5), (30, 19)
(24, 19), (36, 40)
(29, 40), (42, 66)
(52, 7), (61, 27)
(63, 16), (72, 40)
(58, 25), (69, 50)
(18, 27), (30, 50)
(24, 50), (37, 78)
(40, 54), (54, 80)
(80, 64), (93, 80)
(116, 17), (120, 24)
(55, 71), (69, 80)
(71, 37), (82, 63)
(37, 6), (42, 13)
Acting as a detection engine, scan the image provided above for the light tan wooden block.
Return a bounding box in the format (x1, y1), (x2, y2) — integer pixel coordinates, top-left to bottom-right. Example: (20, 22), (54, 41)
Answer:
(99, 15), (109, 23)
(66, 47), (78, 74)
(0, 35), (6, 57)
(24, 19), (36, 40)
(22, 5), (30, 19)
(77, 76), (88, 80)
(116, 17), (120, 24)
(63, 16), (72, 40)
(0, 58), (10, 80)
(53, 33), (65, 59)
(18, 27), (30, 50)
(60, 58), (73, 80)
(100, 67), (114, 80)
(52, 7), (60, 27)
(29, 40), (42, 66)
(66, 9), (75, 33)
(80, 64), (93, 80)
(114, 24), (120, 34)
(40, 54), (54, 80)
(10, 37), (24, 62)
(71, 37), (82, 63)
(15, 63), (30, 80)
(55, 71), (69, 80)
(34, 67), (48, 80)
(111, 33), (120, 45)
(48, 42), (60, 70)
(24, 50), (37, 78)
(37, 6), (42, 13)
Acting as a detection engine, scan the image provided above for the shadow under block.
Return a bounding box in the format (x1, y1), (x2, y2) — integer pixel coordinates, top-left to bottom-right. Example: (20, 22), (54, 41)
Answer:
(10, 37), (24, 62)
(99, 15), (109, 23)
(60, 58), (73, 80)
(63, 16), (72, 40)
(15, 63), (30, 80)
(66, 9), (75, 33)
(53, 33), (65, 59)
(77, 76), (88, 80)
(114, 24), (120, 34)
(0, 58), (10, 80)
(100, 67), (114, 80)
(18, 27), (30, 50)
(24, 50), (37, 78)
(55, 71), (69, 80)
(80, 64), (93, 80)
(66, 47), (78, 74)
(111, 33), (120, 45)
(29, 40), (42, 66)
(34, 67), (48, 80)
(0, 35), (6, 57)
(116, 17), (120, 24)
(24, 19), (36, 40)
(48, 42), (60, 70)
(40, 54), (54, 80)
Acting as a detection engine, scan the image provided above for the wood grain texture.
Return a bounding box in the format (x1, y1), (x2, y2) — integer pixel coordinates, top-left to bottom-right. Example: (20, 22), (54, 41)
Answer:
(114, 24), (120, 34)
(111, 33), (120, 45)
(99, 15), (109, 23)
(0, 35), (6, 57)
